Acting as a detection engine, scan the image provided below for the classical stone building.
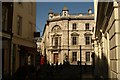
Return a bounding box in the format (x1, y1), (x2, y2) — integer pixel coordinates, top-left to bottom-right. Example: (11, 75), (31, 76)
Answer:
(94, 1), (120, 79)
(42, 7), (95, 65)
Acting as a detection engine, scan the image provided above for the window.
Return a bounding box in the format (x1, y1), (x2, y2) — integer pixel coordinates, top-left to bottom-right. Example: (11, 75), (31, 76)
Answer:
(85, 23), (89, 30)
(50, 16), (53, 18)
(72, 36), (77, 45)
(64, 12), (66, 16)
(17, 16), (22, 35)
(72, 52), (77, 62)
(54, 37), (58, 47)
(92, 27), (94, 32)
(85, 36), (90, 45)
(72, 23), (76, 30)
(86, 52), (90, 62)
(2, 6), (8, 31)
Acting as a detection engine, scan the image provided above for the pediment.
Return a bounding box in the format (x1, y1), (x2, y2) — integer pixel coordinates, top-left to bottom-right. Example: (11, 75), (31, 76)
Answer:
(71, 32), (79, 36)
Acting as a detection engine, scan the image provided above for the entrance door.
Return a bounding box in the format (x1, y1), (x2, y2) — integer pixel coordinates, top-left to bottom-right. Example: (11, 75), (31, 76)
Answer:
(54, 53), (58, 64)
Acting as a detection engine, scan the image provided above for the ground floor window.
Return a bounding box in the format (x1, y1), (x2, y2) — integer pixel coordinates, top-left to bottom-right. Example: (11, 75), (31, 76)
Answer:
(72, 52), (77, 62)
(86, 52), (90, 62)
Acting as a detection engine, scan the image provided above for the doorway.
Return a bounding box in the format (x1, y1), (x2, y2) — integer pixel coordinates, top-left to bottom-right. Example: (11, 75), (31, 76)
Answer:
(54, 53), (58, 64)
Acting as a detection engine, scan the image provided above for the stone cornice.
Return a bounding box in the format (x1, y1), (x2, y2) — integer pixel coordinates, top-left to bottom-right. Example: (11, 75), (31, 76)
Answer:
(47, 15), (94, 22)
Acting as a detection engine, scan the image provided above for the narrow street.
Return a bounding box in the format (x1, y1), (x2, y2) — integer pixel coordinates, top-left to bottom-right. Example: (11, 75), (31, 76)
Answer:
(2, 1), (120, 80)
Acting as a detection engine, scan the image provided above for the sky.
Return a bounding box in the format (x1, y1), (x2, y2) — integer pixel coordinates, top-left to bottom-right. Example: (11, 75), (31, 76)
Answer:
(36, 2), (94, 36)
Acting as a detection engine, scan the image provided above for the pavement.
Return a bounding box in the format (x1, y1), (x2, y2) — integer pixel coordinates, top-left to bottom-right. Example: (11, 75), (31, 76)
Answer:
(36, 65), (95, 80)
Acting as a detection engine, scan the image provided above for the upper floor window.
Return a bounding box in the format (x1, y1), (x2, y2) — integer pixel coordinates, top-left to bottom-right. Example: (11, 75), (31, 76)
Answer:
(17, 16), (22, 35)
(2, 6), (8, 31)
(72, 52), (77, 62)
(72, 23), (77, 30)
(85, 36), (90, 45)
(72, 36), (77, 45)
(85, 23), (89, 30)
(52, 36), (61, 47)
(86, 52), (90, 62)
(71, 32), (79, 45)
(54, 37), (58, 47)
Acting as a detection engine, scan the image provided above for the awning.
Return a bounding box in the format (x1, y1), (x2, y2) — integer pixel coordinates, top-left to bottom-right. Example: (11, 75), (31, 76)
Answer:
(20, 45), (37, 54)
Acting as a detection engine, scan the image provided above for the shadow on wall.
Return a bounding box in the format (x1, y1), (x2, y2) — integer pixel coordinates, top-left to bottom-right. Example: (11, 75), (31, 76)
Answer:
(93, 52), (109, 79)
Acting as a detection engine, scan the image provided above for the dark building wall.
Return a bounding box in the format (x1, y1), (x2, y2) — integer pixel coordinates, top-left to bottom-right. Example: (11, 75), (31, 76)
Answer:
(2, 2), (13, 78)
(0, 1), (2, 80)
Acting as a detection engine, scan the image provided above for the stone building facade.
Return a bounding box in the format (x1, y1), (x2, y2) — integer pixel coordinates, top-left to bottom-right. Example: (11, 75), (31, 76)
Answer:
(11, 2), (36, 75)
(42, 7), (95, 65)
(94, 1), (120, 79)
(1, 2), (13, 77)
